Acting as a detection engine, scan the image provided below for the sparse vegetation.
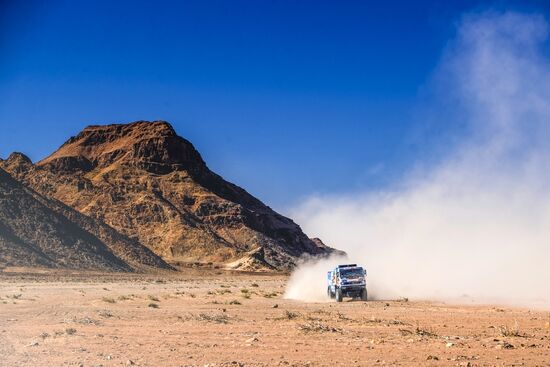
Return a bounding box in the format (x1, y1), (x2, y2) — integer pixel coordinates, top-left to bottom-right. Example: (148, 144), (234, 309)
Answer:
(336, 311), (350, 321)
(228, 300), (241, 305)
(70, 316), (100, 325)
(197, 313), (230, 324)
(147, 295), (160, 302)
(65, 328), (77, 335)
(499, 321), (525, 337)
(284, 310), (300, 320)
(414, 325), (438, 338)
(148, 303), (159, 308)
(250, 283), (259, 288)
(102, 297), (116, 304)
(298, 321), (342, 333)
(97, 309), (113, 318)
(366, 317), (384, 324)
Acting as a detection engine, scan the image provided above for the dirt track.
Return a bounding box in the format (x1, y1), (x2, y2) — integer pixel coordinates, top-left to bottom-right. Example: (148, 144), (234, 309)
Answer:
(0, 269), (549, 366)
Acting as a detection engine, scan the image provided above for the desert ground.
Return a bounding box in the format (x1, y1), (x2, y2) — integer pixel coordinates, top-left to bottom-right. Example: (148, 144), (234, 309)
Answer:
(0, 268), (549, 367)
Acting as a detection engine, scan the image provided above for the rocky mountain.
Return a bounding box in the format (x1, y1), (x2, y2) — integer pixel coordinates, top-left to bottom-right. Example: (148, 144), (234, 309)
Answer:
(0, 167), (171, 271)
(1, 121), (336, 270)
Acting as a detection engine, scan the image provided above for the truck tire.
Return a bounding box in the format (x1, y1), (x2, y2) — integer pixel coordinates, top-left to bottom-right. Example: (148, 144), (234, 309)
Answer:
(327, 287), (332, 298)
(360, 288), (368, 301)
(335, 288), (343, 302)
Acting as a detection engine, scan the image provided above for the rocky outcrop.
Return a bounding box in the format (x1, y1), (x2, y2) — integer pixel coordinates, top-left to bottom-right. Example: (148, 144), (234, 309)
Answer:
(0, 168), (171, 271)
(2, 121), (337, 270)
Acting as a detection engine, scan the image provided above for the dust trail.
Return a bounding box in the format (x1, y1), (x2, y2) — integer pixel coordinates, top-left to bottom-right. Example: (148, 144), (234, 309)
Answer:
(285, 11), (550, 308)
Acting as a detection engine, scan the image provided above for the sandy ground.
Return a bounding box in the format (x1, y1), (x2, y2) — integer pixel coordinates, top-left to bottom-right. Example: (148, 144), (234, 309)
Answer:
(0, 269), (549, 367)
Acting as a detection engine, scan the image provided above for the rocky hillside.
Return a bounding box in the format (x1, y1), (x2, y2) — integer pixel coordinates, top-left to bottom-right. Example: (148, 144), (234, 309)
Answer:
(0, 167), (171, 271)
(1, 121), (336, 270)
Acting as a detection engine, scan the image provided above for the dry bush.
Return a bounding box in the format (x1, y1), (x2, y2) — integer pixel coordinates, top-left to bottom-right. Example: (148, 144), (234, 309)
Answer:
(250, 283), (259, 288)
(414, 325), (438, 338)
(284, 310), (300, 320)
(298, 321), (342, 333)
(197, 313), (230, 324)
(388, 319), (408, 326)
(148, 303), (159, 308)
(68, 316), (101, 325)
(65, 328), (77, 335)
(147, 295), (160, 302)
(228, 300), (241, 305)
(102, 297), (116, 304)
(365, 317), (384, 324)
(498, 320), (525, 337)
(97, 309), (113, 318)
(336, 311), (350, 321)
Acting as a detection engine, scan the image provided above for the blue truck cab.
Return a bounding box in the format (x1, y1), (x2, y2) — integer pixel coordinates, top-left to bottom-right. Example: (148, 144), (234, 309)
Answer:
(327, 264), (367, 302)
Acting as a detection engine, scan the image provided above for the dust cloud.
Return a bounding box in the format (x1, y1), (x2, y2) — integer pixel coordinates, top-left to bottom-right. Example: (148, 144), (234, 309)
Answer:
(285, 12), (550, 308)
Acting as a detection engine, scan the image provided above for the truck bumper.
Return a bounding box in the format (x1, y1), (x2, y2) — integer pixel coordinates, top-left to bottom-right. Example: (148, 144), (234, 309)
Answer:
(340, 285), (365, 297)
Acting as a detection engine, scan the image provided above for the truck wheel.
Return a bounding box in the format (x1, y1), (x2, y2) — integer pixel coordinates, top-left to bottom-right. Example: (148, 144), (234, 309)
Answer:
(335, 288), (343, 302)
(327, 287), (332, 298)
(360, 288), (368, 301)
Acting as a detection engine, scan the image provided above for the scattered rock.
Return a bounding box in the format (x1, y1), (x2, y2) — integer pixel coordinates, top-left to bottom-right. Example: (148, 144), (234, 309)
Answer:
(245, 337), (259, 344)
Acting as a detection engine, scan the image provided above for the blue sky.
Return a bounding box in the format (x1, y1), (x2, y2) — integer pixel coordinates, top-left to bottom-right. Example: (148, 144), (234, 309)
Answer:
(1, 0), (549, 209)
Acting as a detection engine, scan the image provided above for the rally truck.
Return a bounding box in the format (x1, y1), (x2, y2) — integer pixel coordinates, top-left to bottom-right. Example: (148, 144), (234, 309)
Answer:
(327, 264), (367, 302)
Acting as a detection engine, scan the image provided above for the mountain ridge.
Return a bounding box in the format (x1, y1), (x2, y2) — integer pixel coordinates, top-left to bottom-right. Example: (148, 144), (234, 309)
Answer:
(1, 120), (338, 271)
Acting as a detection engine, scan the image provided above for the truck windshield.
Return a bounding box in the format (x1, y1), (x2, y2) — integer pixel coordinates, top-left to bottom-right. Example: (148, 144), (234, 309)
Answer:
(340, 268), (363, 278)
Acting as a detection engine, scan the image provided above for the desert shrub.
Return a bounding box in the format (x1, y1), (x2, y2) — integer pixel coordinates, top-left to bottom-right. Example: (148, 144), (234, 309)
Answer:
(284, 310), (300, 320)
(499, 321), (524, 337)
(298, 321), (341, 333)
(197, 313), (230, 324)
(97, 309), (113, 318)
(414, 325), (437, 338)
(102, 297), (116, 304)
